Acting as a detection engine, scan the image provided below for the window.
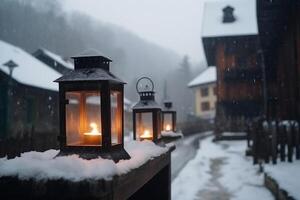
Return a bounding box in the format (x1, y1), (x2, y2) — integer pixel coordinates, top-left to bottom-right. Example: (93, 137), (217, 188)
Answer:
(213, 87), (217, 95)
(201, 102), (210, 111)
(201, 88), (209, 97)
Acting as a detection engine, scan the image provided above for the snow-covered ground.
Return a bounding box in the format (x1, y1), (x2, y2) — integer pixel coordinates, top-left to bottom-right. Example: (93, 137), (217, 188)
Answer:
(171, 132), (212, 179)
(172, 136), (273, 200)
(265, 161), (300, 199)
(0, 141), (167, 182)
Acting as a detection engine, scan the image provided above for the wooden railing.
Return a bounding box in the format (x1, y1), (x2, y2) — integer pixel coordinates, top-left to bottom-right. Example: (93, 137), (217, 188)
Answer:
(248, 119), (300, 164)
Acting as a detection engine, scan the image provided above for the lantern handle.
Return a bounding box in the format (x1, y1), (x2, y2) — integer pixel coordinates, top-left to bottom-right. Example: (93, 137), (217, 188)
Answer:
(136, 77), (154, 93)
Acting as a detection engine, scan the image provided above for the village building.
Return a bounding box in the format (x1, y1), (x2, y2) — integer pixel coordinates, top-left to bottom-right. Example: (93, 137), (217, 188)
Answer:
(188, 66), (216, 120)
(0, 40), (62, 155)
(201, 0), (263, 134)
(257, 0), (300, 120)
(33, 48), (73, 74)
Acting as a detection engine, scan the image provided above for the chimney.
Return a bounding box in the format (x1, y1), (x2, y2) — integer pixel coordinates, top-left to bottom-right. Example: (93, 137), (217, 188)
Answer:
(222, 5), (236, 23)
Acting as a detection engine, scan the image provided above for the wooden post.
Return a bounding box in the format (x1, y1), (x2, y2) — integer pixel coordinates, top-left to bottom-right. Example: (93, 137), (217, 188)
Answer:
(279, 124), (286, 162)
(271, 121), (277, 164)
(247, 122), (251, 148)
(263, 121), (270, 163)
(294, 122), (300, 159)
(286, 122), (293, 162)
(252, 120), (259, 165)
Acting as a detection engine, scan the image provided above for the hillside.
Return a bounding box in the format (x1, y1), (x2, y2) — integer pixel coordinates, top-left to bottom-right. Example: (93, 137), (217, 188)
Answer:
(0, 0), (181, 100)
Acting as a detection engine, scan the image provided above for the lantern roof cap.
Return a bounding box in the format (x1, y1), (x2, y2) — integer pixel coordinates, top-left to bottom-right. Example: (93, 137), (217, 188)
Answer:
(72, 49), (112, 62)
(132, 99), (162, 110)
(54, 67), (125, 83)
(163, 100), (174, 110)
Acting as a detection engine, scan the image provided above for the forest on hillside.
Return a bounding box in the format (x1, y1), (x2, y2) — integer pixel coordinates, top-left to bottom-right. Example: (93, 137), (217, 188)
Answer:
(0, 0), (203, 121)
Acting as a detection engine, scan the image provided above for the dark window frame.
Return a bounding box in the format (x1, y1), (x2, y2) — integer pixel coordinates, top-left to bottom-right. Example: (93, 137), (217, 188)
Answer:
(201, 102), (210, 111)
(201, 87), (209, 97)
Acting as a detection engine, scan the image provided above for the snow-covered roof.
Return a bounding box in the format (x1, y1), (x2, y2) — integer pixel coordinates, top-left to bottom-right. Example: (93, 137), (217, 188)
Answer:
(39, 48), (74, 69)
(188, 66), (216, 87)
(202, 0), (258, 37)
(0, 40), (62, 91)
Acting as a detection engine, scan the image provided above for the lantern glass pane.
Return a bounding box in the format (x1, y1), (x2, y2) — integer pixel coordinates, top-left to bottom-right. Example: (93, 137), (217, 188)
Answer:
(111, 90), (122, 145)
(163, 113), (173, 131)
(65, 91), (102, 146)
(135, 112), (153, 140)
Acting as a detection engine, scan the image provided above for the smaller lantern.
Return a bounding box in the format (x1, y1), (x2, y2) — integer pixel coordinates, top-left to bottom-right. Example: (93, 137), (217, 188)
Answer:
(54, 51), (130, 162)
(162, 100), (177, 132)
(132, 77), (162, 142)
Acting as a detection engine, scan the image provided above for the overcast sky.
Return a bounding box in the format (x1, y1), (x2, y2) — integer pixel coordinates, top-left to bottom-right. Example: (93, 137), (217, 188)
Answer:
(62, 0), (206, 64)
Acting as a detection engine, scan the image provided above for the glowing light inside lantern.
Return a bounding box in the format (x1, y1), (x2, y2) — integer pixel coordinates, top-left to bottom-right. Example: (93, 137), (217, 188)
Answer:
(140, 129), (152, 140)
(84, 122), (101, 136)
(83, 122), (101, 145)
(165, 124), (171, 131)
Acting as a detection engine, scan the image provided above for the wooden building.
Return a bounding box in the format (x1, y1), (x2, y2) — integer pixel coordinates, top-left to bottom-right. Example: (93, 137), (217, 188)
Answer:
(0, 40), (62, 156)
(202, 0), (263, 133)
(33, 48), (73, 74)
(188, 66), (217, 120)
(257, 0), (300, 121)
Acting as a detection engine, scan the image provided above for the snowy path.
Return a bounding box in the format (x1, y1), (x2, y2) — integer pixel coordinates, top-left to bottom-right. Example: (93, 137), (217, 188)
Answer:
(172, 136), (274, 200)
(171, 132), (213, 179)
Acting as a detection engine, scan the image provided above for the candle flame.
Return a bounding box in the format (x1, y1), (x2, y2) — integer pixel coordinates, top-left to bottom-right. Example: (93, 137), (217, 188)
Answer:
(84, 122), (101, 136)
(165, 124), (171, 131)
(140, 129), (152, 139)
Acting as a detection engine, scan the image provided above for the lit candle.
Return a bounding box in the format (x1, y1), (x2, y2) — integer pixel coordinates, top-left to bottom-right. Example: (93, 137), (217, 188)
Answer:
(140, 129), (152, 140)
(165, 124), (171, 131)
(83, 122), (102, 145)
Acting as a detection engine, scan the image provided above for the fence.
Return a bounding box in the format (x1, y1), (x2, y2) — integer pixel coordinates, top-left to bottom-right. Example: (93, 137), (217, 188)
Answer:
(249, 119), (300, 165)
(0, 133), (58, 159)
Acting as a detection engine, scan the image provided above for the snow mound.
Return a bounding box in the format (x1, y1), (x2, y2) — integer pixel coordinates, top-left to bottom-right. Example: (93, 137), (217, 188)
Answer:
(0, 141), (167, 182)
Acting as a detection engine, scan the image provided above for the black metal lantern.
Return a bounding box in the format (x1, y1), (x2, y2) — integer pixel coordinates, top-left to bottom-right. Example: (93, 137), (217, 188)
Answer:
(54, 52), (130, 162)
(132, 77), (162, 142)
(162, 100), (177, 132)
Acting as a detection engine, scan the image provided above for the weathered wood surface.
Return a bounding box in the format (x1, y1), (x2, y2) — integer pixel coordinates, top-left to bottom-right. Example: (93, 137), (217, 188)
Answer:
(0, 148), (174, 200)
(250, 120), (300, 165)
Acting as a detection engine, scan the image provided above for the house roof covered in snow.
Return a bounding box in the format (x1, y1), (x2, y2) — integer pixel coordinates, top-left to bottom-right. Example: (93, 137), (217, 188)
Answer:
(34, 48), (74, 70)
(188, 66), (216, 88)
(202, 0), (258, 38)
(0, 40), (62, 91)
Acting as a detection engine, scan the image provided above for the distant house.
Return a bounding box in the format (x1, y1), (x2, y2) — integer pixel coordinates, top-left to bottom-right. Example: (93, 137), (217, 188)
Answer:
(201, 0), (263, 133)
(0, 40), (62, 156)
(188, 67), (217, 120)
(33, 48), (73, 74)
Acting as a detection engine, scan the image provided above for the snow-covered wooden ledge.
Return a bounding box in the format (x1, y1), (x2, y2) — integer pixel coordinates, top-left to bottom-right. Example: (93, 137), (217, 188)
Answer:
(0, 141), (175, 200)
(161, 131), (183, 144)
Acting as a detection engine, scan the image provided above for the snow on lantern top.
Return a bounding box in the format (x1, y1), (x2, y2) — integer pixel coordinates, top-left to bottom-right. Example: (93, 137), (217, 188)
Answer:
(55, 49), (124, 84)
